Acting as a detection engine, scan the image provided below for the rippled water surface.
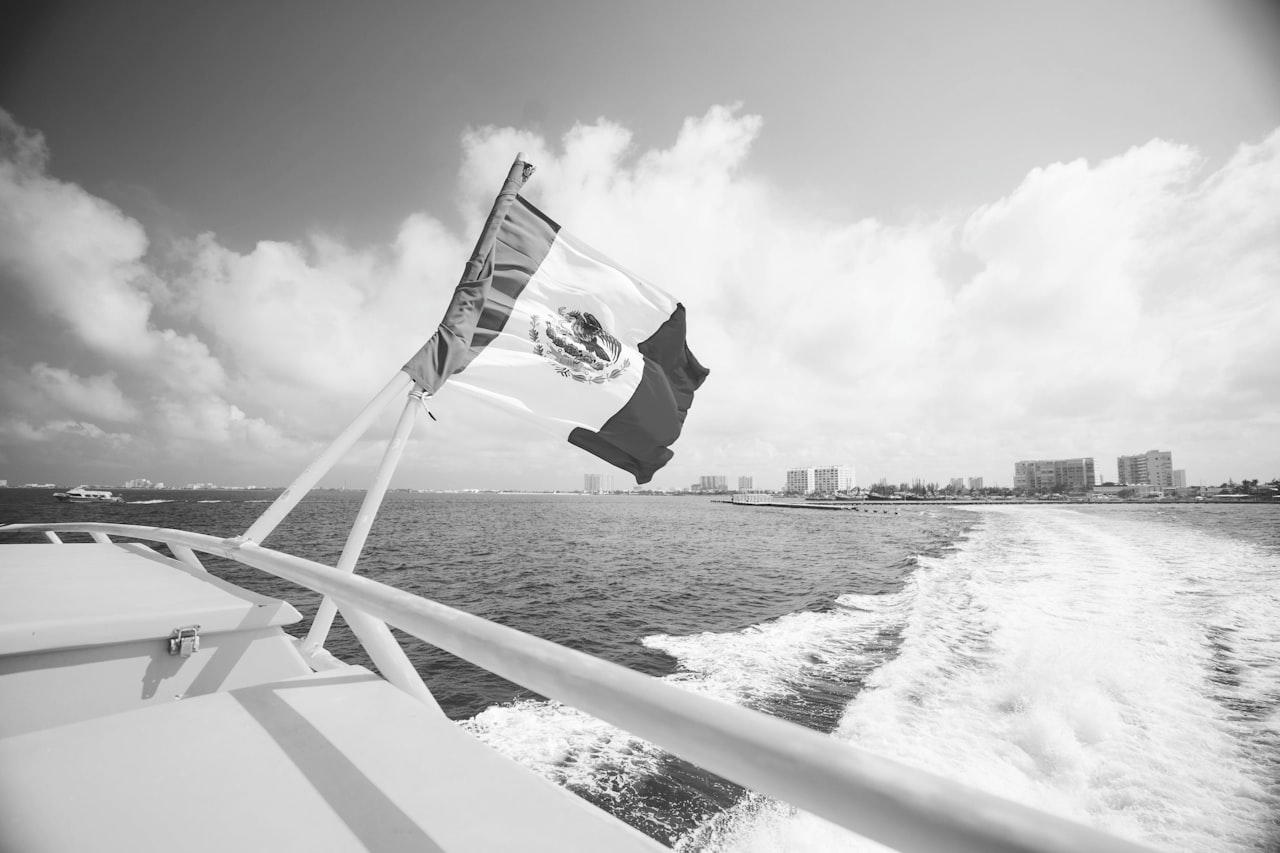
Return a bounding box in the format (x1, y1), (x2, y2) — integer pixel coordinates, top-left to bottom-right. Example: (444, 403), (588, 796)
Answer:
(3, 491), (1277, 851)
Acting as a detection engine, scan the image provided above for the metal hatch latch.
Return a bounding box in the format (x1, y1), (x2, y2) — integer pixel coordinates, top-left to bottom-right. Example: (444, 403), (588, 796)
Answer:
(168, 625), (201, 658)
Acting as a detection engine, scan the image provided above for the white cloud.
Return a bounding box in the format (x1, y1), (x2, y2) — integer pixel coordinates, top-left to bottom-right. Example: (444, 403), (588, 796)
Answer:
(445, 112), (1280, 487)
(0, 111), (154, 360)
(1, 105), (1277, 488)
(29, 363), (139, 422)
(166, 218), (464, 433)
(0, 109), (260, 479)
(0, 418), (48, 445)
(0, 417), (131, 445)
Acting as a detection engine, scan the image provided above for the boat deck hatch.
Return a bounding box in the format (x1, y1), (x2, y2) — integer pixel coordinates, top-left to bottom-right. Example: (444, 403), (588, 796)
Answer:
(0, 543), (312, 736)
(0, 542), (301, 654)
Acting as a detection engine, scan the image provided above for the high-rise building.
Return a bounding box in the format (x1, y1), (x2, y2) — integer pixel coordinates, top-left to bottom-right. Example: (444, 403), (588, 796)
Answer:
(1014, 460), (1053, 491)
(738, 475), (754, 491)
(949, 478), (966, 492)
(813, 464), (855, 494)
(1117, 450), (1174, 490)
(1014, 458), (1095, 492)
(786, 467), (815, 494)
(968, 477), (984, 491)
(583, 473), (613, 493)
(1173, 469), (1186, 489)
(1058, 458), (1094, 491)
(699, 475), (728, 491)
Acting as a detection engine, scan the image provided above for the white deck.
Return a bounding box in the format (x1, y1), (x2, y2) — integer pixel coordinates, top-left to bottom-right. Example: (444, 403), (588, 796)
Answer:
(0, 541), (664, 852)
(0, 668), (663, 852)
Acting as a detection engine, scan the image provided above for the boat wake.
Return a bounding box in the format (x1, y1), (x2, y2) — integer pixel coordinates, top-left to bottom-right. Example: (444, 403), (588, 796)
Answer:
(689, 507), (1280, 853)
(462, 588), (914, 845)
(464, 506), (1280, 852)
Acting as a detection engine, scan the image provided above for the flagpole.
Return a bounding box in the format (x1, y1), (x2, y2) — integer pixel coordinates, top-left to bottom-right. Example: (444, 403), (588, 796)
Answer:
(242, 370), (416, 545)
(400, 153), (533, 396)
(303, 387), (422, 654)
(459, 152), (532, 285)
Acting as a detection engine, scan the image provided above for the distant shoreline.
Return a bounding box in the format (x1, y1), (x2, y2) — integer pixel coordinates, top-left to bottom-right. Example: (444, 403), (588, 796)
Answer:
(715, 497), (1279, 509)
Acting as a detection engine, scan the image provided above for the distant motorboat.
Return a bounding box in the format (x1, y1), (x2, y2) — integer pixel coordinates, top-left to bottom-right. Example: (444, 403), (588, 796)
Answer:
(52, 486), (124, 504)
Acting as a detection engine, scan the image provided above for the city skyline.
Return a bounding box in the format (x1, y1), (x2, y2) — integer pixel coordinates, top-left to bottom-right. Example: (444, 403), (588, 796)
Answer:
(3, 2), (1278, 492)
(7, 443), (1274, 494)
(7, 453), (1275, 495)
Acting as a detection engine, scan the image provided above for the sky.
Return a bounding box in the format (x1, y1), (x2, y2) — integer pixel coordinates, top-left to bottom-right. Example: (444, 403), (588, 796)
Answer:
(2, 0), (1278, 492)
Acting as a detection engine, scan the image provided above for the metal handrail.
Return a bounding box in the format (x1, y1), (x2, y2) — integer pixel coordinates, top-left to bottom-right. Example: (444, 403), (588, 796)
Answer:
(0, 520), (1155, 853)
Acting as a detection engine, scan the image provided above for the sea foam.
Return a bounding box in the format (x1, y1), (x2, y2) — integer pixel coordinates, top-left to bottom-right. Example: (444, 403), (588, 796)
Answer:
(700, 506), (1280, 852)
(464, 505), (1279, 852)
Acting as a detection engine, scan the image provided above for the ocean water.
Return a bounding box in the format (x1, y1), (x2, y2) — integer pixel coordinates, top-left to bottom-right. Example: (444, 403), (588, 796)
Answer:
(1, 491), (1277, 851)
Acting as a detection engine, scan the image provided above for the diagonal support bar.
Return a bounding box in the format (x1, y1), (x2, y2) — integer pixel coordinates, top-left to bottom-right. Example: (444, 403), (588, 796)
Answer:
(243, 371), (415, 545)
(304, 388), (423, 654)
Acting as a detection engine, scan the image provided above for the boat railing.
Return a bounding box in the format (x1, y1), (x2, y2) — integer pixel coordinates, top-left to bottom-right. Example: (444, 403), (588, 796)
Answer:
(1, 517), (1155, 853)
(2, 373), (1158, 851)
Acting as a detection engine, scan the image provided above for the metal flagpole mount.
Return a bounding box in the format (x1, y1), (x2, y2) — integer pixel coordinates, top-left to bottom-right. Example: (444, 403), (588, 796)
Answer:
(517, 151), (534, 184)
(409, 387), (437, 421)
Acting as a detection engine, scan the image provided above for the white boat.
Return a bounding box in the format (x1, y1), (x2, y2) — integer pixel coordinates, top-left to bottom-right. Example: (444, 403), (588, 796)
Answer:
(0, 158), (1157, 853)
(0, 448), (1158, 853)
(52, 485), (125, 503)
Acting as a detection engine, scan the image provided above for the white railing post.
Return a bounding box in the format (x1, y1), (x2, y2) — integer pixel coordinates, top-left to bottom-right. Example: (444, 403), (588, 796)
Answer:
(233, 370), (438, 711)
(169, 543), (207, 571)
(242, 371), (415, 545)
(303, 583), (442, 714)
(304, 388), (422, 653)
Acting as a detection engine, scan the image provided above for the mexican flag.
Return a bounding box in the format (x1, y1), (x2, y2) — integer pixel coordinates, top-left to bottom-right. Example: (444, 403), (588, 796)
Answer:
(403, 159), (709, 484)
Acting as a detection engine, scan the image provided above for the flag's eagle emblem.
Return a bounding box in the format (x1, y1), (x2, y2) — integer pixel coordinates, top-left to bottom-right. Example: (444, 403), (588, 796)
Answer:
(530, 308), (630, 384)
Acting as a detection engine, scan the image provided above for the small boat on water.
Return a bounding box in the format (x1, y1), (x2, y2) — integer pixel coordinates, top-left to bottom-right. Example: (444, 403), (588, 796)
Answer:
(52, 485), (124, 503)
(0, 158), (1155, 853)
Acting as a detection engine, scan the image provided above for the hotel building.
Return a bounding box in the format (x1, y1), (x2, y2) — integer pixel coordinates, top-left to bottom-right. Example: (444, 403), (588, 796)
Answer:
(787, 465), (855, 495)
(785, 468), (815, 494)
(1117, 450), (1174, 490)
(583, 473), (613, 493)
(1014, 458), (1095, 492)
(814, 465), (856, 493)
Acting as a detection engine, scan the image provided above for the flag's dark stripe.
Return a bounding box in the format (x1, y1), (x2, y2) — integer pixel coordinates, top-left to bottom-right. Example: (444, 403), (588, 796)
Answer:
(568, 304), (709, 484)
(469, 197), (560, 352)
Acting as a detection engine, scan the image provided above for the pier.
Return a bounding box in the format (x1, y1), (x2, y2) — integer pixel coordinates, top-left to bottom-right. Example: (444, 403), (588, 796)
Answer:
(714, 499), (900, 513)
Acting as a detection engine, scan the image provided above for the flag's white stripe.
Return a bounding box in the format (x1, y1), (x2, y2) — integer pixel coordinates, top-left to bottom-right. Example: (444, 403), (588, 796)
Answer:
(541, 230), (678, 344)
(446, 230), (674, 435)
